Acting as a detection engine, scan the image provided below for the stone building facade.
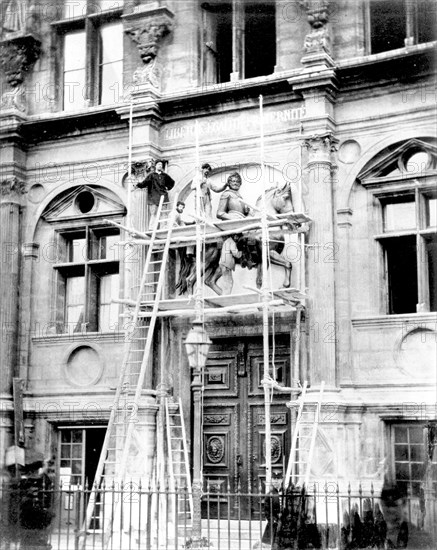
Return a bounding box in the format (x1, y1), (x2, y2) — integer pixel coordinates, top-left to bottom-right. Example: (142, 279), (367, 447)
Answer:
(0, 0), (436, 518)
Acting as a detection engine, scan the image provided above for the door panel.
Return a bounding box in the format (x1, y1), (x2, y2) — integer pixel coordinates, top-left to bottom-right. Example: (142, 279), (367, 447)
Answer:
(201, 336), (291, 519)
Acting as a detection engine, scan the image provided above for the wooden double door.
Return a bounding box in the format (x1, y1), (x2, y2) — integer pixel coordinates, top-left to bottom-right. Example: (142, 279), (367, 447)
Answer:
(201, 336), (291, 517)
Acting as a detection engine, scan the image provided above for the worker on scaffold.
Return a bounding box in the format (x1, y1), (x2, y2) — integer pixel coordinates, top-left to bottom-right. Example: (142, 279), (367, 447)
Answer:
(216, 172), (252, 294)
(136, 159), (175, 227)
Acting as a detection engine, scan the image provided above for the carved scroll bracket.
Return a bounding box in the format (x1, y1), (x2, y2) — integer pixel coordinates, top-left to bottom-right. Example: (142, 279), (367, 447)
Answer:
(124, 6), (174, 91)
(299, 0), (332, 60)
(0, 34), (41, 87)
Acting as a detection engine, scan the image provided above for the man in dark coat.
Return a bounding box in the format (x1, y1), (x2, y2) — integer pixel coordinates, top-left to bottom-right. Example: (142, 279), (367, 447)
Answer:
(136, 160), (175, 226)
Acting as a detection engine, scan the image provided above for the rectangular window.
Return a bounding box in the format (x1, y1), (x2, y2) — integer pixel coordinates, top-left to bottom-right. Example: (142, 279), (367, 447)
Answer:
(201, 0), (276, 84)
(99, 21), (123, 105)
(392, 424), (437, 497)
(55, 226), (120, 333)
(58, 1), (123, 110)
(63, 30), (86, 111)
(59, 427), (106, 488)
(378, 191), (436, 314)
(369, 0), (436, 54)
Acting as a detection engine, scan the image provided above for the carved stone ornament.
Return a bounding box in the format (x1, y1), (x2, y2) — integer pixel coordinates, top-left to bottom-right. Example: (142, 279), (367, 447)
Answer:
(206, 435), (225, 464)
(299, 0), (331, 54)
(299, 0), (330, 29)
(1, 177), (27, 197)
(133, 58), (162, 89)
(0, 84), (26, 112)
(125, 12), (174, 65)
(304, 133), (338, 164)
(0, 34), (41, 87)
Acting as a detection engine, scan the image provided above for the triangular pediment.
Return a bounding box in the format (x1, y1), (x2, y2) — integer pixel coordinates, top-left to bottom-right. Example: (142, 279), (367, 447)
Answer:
(42, 186), (125, 222)
(359, 138), (437, 181)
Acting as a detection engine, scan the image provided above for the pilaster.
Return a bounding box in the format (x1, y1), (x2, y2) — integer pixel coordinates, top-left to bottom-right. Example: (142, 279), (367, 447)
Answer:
(302, 133), (338, 389)
(0, 177), (26, 394)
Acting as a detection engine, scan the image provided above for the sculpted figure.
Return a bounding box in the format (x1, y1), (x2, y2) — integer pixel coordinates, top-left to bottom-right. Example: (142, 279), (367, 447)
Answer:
(191, 163), (227, 220)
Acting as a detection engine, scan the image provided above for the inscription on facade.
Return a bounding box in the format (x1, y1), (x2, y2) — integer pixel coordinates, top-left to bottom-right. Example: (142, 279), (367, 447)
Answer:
(162, 105), (305, 145)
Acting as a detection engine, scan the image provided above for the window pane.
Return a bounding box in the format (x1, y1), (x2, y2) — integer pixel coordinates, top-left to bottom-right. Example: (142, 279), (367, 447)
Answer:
(394, 426), (408, 443)
(385, 236), (418, 314)
(99, 234), (120, 261)
(410, 445), (425, 461)
(100, 60), (123, 105)
(100, 22), (123, 105)
(409, 427), (424, 444)
(426, 198), (436, 227)
(394, 444), (408, 461)
(99, 273), (119, 331)
(384, 201), (416, 231)
(66, 276), (85, 329)
(64, 0), (87, 19)
(69, 238), (87, 262)
(426, 238), (437, 312)
(370, 0), (406, 53)
(64, 69), (86, 111)
(101, 22), (123, 64)
(64, 31), (86, 71)
(418, 0), (437, 43)
(395, 462), (410, 480)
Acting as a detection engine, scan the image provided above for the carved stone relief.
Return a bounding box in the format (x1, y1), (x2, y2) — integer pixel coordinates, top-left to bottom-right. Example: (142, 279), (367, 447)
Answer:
(1, 177), (27, 199)
(206, 435), (225, 464)
(299, 0), (331, 54)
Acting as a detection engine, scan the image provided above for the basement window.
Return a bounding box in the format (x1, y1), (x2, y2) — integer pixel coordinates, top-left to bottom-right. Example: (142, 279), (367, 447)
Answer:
(200, 0), (276, 84)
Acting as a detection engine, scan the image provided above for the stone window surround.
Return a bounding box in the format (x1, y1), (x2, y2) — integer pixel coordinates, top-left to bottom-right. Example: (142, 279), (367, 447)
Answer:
(50, 1), (123, 110)
(361, 164), (437, 316)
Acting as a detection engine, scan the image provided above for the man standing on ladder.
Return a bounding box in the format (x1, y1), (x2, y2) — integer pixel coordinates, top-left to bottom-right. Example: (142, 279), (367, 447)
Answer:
(136, 159), (175, 226)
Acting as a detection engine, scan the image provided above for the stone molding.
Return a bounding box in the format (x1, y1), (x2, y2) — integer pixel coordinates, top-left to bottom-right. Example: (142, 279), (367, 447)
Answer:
(0, 176), (26, 198)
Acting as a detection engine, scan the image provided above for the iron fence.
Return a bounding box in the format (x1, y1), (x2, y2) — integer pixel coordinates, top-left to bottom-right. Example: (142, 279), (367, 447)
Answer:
(1, 480), (436, 550)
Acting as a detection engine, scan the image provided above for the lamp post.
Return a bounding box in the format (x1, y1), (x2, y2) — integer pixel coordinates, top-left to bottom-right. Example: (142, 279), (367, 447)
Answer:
(184, 319), (212, 545)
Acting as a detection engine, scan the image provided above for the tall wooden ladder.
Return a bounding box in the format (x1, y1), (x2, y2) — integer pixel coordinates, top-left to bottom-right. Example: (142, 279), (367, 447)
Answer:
(81, 195), (179, 545)
(284, 381), (325, 488)
(165, 397), (193, 527)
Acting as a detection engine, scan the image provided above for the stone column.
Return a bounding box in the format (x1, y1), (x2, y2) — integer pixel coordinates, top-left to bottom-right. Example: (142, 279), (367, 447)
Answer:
(303, 135), (338, 389)
(0, 177), (26, 395)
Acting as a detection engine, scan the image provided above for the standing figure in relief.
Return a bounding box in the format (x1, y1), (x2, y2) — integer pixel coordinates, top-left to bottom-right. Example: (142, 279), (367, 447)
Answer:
(191, 162), (227, 220)
(136, 160), (175, 227)
(216, 172), (252, 294)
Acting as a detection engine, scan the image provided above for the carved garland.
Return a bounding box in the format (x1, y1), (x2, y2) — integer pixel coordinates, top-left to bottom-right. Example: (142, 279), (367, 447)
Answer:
(0, 35), (41, 87)
(299, 0), (331, 54)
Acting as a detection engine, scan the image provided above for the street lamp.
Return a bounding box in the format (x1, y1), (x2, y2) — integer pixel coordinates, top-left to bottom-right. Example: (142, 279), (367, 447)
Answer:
(184, 320), (211, 546)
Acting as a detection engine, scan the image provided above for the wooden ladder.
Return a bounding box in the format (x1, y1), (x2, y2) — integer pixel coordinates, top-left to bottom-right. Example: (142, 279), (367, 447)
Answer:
(165, 397), (193, 525)
(284, 381), (325, 488)
(81, 194), (179, 546)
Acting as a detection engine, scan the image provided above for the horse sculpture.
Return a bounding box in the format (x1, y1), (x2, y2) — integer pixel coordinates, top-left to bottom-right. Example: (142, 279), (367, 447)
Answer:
(176, 181), (296, 296)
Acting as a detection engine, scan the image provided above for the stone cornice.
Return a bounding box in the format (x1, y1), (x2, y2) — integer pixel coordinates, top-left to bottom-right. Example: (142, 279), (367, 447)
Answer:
(351, 312), (437, 329)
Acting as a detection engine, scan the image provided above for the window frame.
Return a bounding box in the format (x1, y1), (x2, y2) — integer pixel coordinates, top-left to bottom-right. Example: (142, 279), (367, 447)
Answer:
(199, 0), (277, 85)
(389, 422), (437, 498)
(51, 1), (124, 110)
(364, 0), (436, 55)
(373, 181), (436, 315)
(53, 223), (121, 334)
